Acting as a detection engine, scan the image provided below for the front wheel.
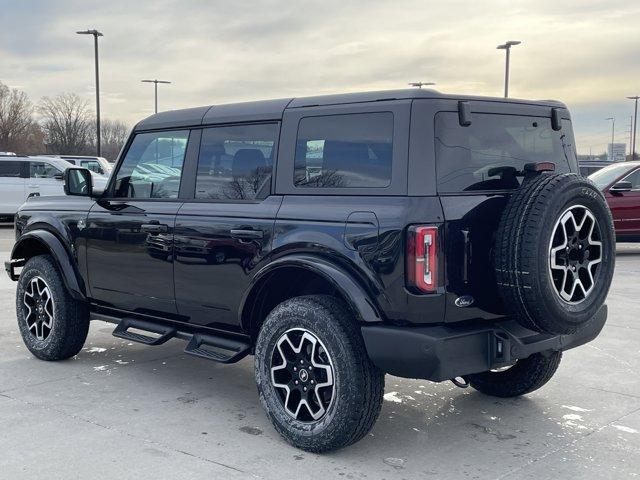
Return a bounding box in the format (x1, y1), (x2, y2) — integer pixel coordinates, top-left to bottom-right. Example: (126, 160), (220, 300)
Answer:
(466, 351), (562, 398)
(16, 255), (90, 361)
(254, 295), (385, 452)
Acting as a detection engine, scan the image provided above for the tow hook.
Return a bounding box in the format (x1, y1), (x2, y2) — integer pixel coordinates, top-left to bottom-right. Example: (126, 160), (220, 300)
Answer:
(451, 376), (469, 389)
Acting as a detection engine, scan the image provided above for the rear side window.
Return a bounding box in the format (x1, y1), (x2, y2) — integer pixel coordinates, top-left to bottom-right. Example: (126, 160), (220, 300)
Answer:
(113, 130), (188, 199)
(195, 123), (278, 200)
(294, 112), (393, 188)
(0, 161), (22, 177)
(81, 160), (102, 173)
(435, 113), (575, 192)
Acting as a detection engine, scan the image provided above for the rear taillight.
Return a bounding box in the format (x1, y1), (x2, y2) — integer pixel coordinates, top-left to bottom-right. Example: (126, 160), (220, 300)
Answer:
(407, 226), (438, 293)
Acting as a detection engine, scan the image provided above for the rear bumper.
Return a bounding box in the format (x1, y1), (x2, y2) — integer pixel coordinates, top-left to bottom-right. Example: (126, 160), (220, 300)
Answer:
(361, 305), (607, 382)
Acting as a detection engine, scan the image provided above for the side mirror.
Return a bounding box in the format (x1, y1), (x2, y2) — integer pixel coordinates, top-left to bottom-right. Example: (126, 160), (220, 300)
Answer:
(610, 180), (632, 194)
(63, 168), (93, 196)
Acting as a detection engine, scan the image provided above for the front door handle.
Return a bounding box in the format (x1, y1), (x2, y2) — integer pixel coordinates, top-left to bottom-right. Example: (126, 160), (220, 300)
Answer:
(141, 223), (168, 234)
(230, 229), (263, 240)
(27, 184), (39, 188)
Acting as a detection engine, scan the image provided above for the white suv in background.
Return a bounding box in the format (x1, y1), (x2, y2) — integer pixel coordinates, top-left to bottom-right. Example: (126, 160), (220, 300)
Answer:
(42, 155), (112, 176)
(0, 155), (107, 217)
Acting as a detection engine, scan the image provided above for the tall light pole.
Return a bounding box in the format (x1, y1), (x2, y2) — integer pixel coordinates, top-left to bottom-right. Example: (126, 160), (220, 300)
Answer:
(76, 29), (103, 156)
(497, 40), (521, 98)
(629, 116), (634, 161)
(141, 79), (172, 114)
(408, 82), (436, 89)
(628, 96), (639, 161)
(605, 117), (615, 161)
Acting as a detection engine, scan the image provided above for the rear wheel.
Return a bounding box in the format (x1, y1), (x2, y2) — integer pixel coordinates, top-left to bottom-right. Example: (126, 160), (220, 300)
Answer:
(16, 255), (90, 361)
(254, 295), (384, 452)
(467, 351), (562, 397)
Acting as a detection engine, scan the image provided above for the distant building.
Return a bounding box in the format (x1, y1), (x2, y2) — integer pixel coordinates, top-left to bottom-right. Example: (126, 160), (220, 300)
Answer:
(608, 143), (626, 162)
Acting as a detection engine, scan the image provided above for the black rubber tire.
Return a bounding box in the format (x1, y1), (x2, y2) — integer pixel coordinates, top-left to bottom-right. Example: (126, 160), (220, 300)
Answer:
(495, 173), (615, 335)
(254, 295), (385, 453)
(16, 255), (90, 361)
(467, 351), (562, 398)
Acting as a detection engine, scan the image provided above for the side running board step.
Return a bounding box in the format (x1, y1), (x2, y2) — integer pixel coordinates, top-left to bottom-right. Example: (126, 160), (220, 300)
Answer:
(184, 333), (250, 364)
(113, 318), (176, 346)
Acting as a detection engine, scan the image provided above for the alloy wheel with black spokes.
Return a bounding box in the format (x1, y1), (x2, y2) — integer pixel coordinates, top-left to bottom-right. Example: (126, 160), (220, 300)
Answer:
(22, 276), (55, 341)
(270, 328), (335, 422)
(16, 255), (90, 360)
(549, 205), (603, 304)
(255, 295), (384, 452)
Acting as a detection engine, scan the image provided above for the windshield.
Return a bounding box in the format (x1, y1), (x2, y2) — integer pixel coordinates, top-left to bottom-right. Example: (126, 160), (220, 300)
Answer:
(588, 163), (635, 190)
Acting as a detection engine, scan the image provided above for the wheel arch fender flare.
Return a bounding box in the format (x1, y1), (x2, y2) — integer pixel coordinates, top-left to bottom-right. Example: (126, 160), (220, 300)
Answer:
(9, 230), (86, 300)
(239, 254), (384, 329)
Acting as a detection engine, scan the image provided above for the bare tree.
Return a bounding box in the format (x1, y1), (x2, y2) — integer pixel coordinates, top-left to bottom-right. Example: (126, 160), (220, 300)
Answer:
(39, 93), (93, 155)
(99, 119), (129, 161)
(0, 81), (36, 153)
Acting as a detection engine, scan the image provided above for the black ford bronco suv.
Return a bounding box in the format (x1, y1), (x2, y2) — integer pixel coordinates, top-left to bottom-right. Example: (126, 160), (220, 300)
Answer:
(6, 89), (615, 452)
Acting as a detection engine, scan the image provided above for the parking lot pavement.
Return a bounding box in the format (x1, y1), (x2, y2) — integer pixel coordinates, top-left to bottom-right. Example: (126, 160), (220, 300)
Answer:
(0, 226), (638, 480)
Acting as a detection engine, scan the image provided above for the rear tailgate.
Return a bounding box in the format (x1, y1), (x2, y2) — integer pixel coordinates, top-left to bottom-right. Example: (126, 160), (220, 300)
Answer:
(435, 106), (578, 322)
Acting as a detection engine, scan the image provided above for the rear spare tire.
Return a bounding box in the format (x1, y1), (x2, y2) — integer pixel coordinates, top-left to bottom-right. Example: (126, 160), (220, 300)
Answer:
(495, 173), (615, 335)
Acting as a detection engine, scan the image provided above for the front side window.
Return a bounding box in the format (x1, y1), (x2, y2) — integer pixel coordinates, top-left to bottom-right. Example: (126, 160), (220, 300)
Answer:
(435, 113), (574, 192)
(588, 163), (634, 189)
(113, 130), (189, 199)
(30, 162), (61, 178)
(195, 123), (278, 200)
(0, 161), (22, 177)
(294, 112), (393, 188)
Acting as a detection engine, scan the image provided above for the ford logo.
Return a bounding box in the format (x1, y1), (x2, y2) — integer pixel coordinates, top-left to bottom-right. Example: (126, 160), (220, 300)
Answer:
(455, 295), (475, 308)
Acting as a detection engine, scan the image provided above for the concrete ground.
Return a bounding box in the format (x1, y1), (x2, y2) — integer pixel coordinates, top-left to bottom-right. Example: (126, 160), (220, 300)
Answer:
(0, 225), (638, 480)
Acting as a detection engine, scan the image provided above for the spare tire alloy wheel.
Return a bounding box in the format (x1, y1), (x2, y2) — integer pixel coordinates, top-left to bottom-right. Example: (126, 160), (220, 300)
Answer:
(494, 173), (615, 335)
(549, 205), (602, 304)
(23, 276), (55, 341)
(270, 328), (335, 422)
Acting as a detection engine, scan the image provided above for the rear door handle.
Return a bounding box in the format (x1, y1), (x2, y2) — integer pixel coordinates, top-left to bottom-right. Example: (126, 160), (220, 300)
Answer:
(27, 184), (39, 188)
(230, 229), (263, 240)
(141, 223), (168, 233)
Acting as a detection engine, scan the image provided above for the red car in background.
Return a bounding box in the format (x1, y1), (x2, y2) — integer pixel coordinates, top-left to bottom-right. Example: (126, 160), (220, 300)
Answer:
(589, 161), (640, 242)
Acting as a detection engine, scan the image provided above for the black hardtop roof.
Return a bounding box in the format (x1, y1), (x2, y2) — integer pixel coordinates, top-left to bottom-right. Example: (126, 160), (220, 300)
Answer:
(134, 88), (567, 132)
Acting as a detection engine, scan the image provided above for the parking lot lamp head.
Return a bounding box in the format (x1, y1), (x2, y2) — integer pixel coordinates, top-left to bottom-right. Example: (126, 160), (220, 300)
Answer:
(141, 79), (172, 114)
(408, 82), (436, 89)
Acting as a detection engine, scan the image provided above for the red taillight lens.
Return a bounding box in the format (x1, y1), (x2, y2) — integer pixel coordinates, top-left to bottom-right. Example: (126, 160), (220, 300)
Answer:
(407, 226), (438, 293)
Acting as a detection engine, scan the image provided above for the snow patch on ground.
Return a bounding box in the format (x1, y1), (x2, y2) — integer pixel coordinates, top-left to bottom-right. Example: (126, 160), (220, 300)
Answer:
(562, 414), (583, 421)
(383, 391), (403, 403)
(562, 405), (592, 413)
(93, 365), (108, 371)
(86, 347), (106, 353)
(612, 425), (638, 434)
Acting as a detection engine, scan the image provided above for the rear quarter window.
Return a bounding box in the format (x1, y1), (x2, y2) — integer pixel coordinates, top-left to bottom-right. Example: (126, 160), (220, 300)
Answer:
(0, 161), (23, 177)
(294, 112), (393, 188)
(435, 112), (576, 193)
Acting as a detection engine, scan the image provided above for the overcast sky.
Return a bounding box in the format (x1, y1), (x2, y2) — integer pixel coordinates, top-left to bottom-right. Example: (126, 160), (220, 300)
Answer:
(1, 0), (639, 154)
